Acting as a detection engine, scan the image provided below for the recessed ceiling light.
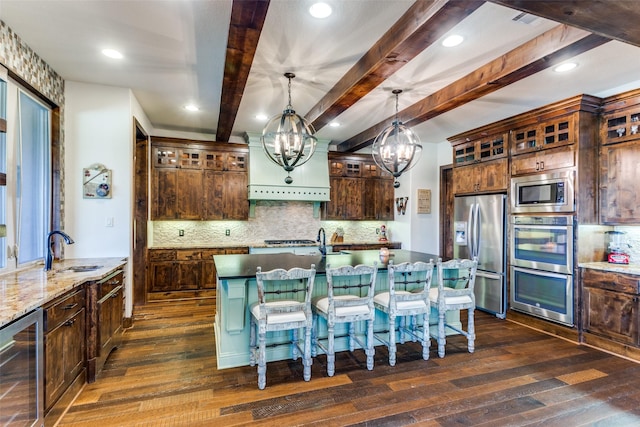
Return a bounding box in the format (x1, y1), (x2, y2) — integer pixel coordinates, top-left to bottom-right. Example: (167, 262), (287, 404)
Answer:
(553, 62), (578, 73)
(184, 105), (199, 112)
(102, 48), (123, 59)
(255, 113), (269, 121)
(442, 35), (464, 47)
(309, 2), (332, 19)
(329, 121), (340, 127)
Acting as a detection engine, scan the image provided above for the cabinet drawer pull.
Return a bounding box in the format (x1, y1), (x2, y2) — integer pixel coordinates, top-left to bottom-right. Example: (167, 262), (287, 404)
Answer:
(111, 293), (119, 299)
(64, 319), (75, 326)
(64, 303), (79, 310)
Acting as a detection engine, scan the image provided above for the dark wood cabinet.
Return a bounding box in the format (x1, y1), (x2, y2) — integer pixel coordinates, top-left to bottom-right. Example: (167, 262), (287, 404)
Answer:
(453, 132), (507, 165)
(511, 114), (575, 156)
(86, 270), (124, 383)
(147, 247), (248, 301)
(582, 268), (640, 346)
(43, 288), (86, 412)
(599, 89), (640, 224)
(452, 157), (508, 194)
(450, 128), (509, 195)
(151, 138), (248, 220)
(323, 153), (393, 220)
(511, 144), (575, 175)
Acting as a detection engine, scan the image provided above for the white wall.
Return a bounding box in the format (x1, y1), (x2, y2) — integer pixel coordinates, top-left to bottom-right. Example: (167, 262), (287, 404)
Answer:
(392, 140), (452, 255)
(64, 81), (132, 259)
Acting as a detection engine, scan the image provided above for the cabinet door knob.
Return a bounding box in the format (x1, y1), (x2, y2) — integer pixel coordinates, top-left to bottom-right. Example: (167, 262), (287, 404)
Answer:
(64, 319), (75, 326)
(540, 161), (544, 170)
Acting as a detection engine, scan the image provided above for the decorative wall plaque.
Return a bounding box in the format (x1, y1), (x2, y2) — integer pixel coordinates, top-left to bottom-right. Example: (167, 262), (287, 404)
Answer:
(417, 188), (431, 214)
(83, 163), (112, 199)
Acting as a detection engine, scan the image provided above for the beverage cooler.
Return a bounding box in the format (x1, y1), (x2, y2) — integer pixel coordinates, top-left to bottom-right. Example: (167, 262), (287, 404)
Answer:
(0, 309), (44, 427)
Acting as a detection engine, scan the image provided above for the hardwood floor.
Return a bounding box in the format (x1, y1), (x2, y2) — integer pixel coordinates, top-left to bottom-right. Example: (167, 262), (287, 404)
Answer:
(58, 300), (640, 426)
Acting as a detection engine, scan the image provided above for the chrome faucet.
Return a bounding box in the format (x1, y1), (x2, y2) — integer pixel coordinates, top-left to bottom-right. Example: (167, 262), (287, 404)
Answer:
(317, 227), (326, 257)
(45, 230), (75, 271)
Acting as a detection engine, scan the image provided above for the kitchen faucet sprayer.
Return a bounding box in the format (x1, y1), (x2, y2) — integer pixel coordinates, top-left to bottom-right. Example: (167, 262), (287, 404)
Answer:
(44, 230), (75, 271)
(317, 227), (326, 257)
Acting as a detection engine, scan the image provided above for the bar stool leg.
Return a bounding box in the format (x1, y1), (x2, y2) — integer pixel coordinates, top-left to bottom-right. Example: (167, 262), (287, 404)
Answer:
(327, 323), (336, 377)
(422, 313), (430, 360)
(389, 314), (397, 367)
(438, 310), (446, 358)
(258, 330), (267, 389)
(468, 308), (475, 353)
(304, 324), (312, 381)
(366, 318), (374, 370)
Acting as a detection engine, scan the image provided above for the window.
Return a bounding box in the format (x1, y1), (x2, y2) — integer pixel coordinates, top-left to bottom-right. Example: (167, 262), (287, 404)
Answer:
(0, 67), (52, 272)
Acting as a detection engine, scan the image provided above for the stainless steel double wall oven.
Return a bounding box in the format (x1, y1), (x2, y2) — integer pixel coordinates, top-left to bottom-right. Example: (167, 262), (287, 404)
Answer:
(509, 169), (576, 326)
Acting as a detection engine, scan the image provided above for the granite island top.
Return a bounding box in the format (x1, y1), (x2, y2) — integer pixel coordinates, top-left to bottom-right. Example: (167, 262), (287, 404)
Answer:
(149, 241), (401, 250)
(579, 261), (640, 275)
(213, 249), (440, 280)
(1, 257), (127, 328)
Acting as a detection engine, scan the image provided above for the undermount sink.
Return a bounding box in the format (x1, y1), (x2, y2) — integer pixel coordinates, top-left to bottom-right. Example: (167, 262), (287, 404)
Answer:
(66, 265), (103, 272)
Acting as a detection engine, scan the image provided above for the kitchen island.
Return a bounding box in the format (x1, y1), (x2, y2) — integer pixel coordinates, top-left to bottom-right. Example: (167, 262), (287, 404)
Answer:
(213, 249), (461, 369)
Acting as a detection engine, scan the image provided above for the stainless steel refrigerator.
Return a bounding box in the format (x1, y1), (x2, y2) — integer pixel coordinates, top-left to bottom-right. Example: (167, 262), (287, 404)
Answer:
(453, 193), (506, 318)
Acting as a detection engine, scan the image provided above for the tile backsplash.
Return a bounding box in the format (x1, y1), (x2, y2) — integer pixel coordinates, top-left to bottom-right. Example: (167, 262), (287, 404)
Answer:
(150, 201), (391, 247)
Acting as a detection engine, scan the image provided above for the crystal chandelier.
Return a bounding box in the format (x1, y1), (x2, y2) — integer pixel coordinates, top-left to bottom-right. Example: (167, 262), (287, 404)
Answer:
(372, 89), (422, 188)
(261, 72), (317, 184)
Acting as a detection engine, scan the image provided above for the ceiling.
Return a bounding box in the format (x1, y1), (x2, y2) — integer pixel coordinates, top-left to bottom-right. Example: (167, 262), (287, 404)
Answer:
(2, 0), (640, 151)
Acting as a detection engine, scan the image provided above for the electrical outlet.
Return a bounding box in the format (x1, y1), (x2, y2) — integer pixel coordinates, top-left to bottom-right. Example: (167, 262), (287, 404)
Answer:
(179, 229), (184, 237)
(225, 229), (231, 236)
(376, 228), (380, 235)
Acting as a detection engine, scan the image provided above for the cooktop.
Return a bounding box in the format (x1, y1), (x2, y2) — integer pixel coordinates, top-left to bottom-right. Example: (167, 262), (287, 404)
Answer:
(264, 239), (316, 245)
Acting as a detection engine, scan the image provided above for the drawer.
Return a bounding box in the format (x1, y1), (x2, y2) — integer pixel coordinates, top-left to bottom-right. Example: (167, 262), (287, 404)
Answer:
(148, 249), (176, 261)
(582, 268), (640, 294)
(176, 250), (202, 261)
(98, 270), (124, 299)
(44, 288), (85, 332)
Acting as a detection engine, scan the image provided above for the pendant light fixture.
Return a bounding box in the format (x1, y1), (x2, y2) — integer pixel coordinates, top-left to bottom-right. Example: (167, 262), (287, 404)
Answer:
(372, 89), (422, 188)
(261, 72), (317, 184)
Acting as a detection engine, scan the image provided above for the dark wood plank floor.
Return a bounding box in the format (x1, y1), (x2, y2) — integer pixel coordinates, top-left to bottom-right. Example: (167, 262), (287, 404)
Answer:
(58, 300), (640, 426)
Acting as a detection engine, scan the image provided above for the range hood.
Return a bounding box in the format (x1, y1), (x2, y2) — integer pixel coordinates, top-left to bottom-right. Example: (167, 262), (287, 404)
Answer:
(244, 132), (330, 202)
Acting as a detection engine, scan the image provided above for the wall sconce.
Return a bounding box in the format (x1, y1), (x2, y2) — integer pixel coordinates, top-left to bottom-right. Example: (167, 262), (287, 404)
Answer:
(395, 197), (408, 215)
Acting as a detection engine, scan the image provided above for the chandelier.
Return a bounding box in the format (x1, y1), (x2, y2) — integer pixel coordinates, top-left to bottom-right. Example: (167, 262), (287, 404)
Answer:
(372, 89), (422, 188)
(261, 72), (317, 184)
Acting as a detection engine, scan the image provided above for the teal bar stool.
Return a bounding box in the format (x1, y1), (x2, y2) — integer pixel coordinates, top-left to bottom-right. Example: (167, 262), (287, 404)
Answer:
(373, 260), (435, 366)
(249, 264), (316, 389)
(429, 257), (478, 358)
(312, 263), (378, 376)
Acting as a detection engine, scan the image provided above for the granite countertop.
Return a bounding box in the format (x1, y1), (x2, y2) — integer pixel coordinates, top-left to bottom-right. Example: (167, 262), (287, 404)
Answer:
(579, 261), (640, 276)
(213, 249), (439, 280)
(0, 257), (127, 328)
(149, 241), (401, 250)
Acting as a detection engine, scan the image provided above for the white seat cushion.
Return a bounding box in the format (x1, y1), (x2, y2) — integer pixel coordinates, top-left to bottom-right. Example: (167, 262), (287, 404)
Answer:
(314, 295), (371, 317)
(428, 288), (473, 306)
(374, 291), (428, 311)
(250, 301), (307, 325)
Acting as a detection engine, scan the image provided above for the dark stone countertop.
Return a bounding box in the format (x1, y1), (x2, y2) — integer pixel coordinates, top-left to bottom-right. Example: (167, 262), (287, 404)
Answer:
(213, 249), (440, 280)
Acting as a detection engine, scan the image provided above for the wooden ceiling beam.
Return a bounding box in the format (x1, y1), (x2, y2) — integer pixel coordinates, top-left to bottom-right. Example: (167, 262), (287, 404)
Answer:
(216, 0), (270, 142)
(489, 0), (640, 48)
(336, 24), (609, 152)
(304, 0), (485, 132)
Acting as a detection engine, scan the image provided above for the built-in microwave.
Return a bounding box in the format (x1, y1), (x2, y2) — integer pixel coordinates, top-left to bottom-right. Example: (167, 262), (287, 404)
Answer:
(511, 169), (575, 213)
